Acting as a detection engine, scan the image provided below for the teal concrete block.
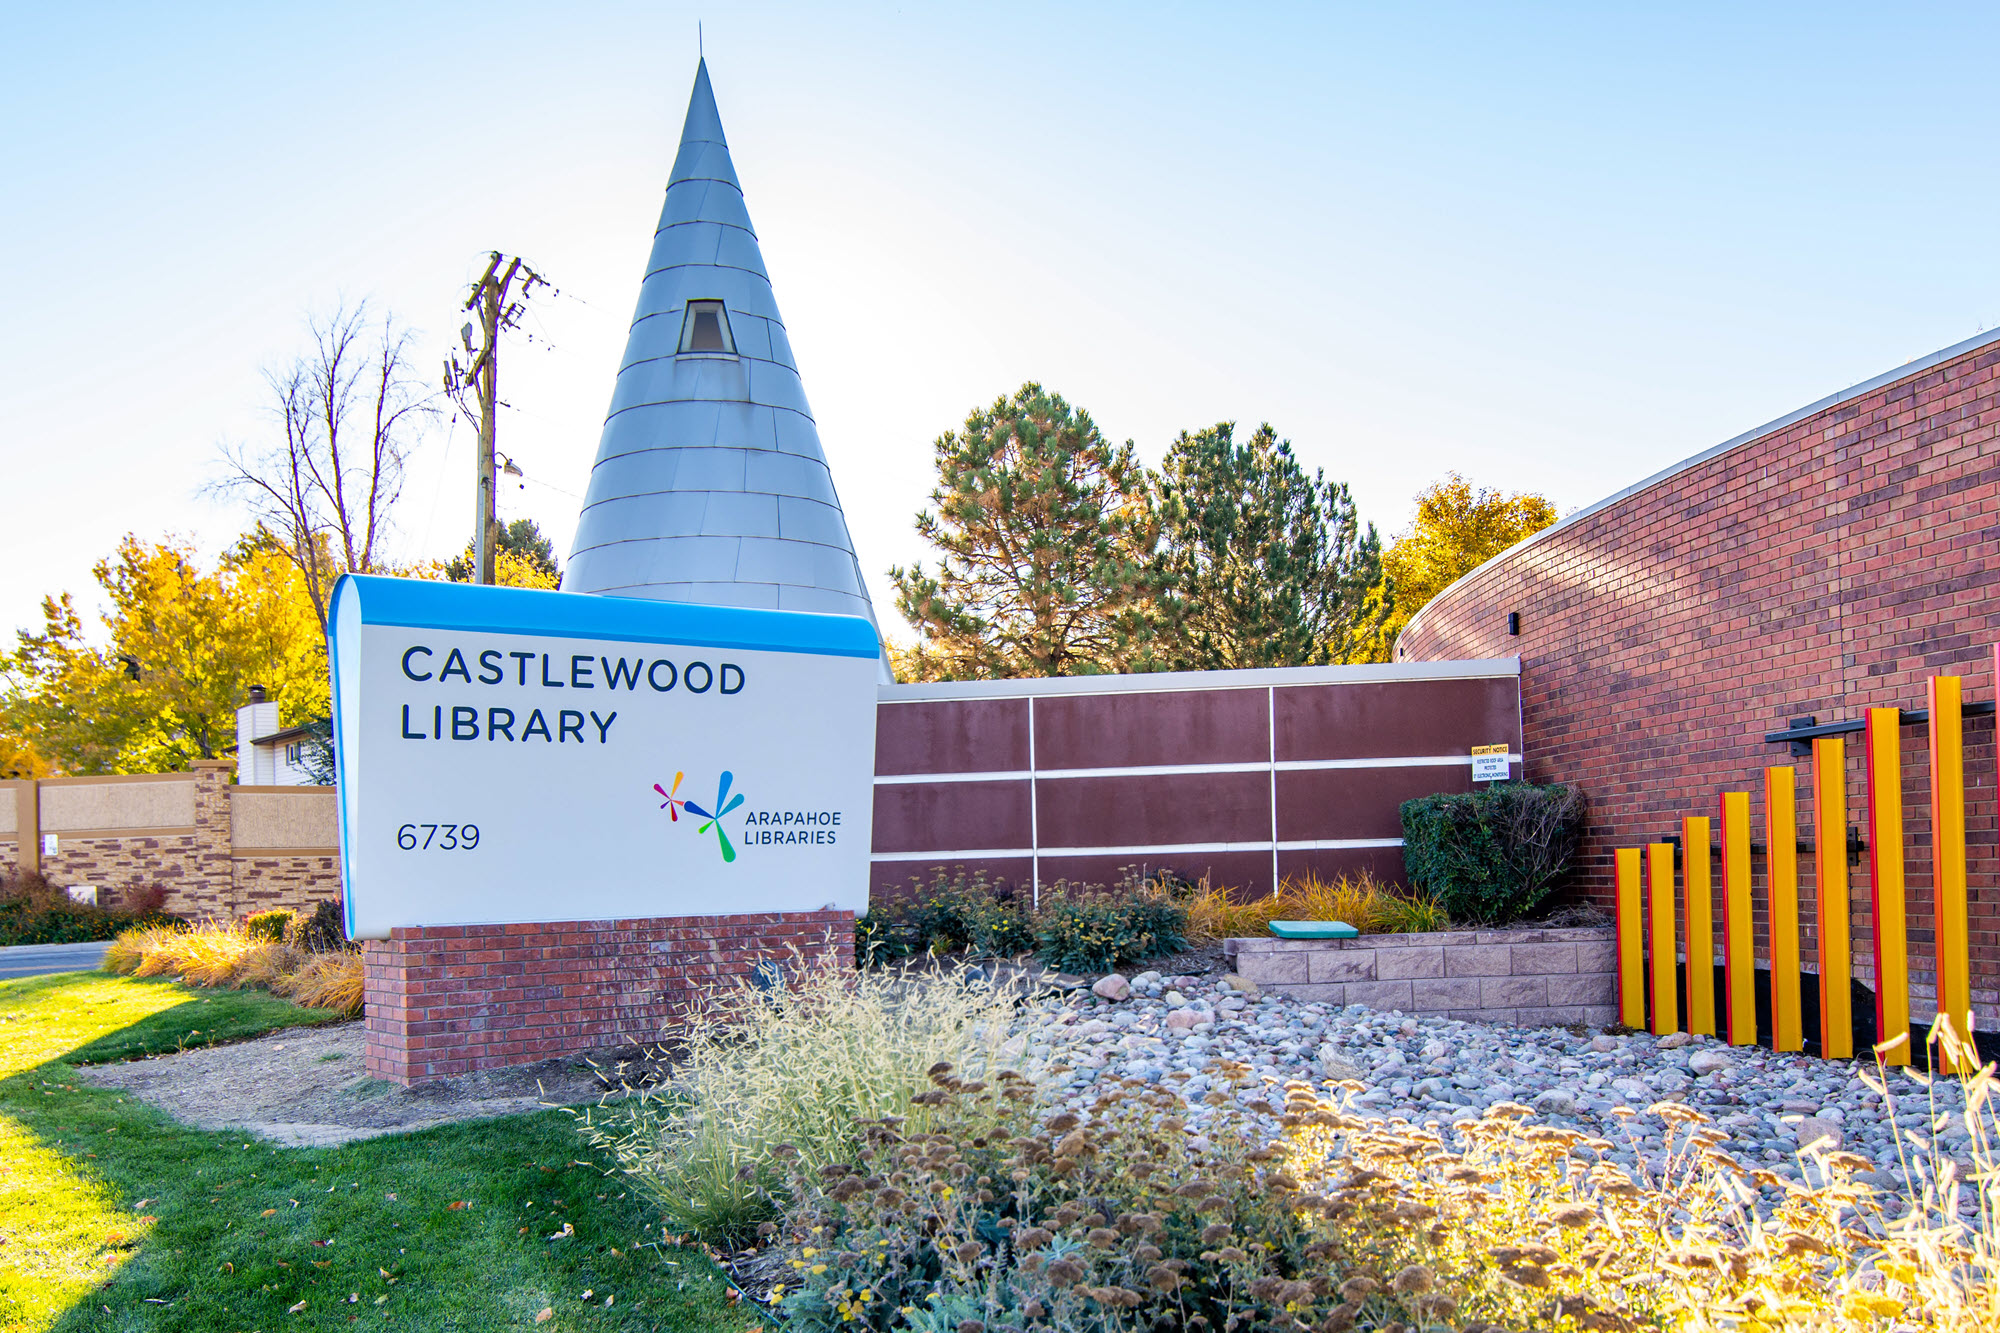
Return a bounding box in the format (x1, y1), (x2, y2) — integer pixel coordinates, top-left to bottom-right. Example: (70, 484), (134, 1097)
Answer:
(1269, 920), (1358, 940)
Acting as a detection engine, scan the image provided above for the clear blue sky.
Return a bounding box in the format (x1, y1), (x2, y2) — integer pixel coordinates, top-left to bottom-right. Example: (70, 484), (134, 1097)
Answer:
(5, 2), (1998, 642)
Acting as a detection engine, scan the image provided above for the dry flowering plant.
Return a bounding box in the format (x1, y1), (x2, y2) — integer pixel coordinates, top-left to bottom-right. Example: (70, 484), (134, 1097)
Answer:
(751, 1024), (2000, 1332)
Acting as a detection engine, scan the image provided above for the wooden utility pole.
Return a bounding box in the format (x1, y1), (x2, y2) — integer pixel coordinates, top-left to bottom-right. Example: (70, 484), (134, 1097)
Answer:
(445, 252), (546, 584)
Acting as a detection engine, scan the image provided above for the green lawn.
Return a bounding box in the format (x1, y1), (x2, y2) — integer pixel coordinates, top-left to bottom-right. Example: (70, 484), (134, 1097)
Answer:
(0, 973), (748, 1333)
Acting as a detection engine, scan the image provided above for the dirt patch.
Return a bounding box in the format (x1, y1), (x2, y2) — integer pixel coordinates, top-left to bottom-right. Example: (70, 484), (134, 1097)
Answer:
(76, 1021), (626, 1148)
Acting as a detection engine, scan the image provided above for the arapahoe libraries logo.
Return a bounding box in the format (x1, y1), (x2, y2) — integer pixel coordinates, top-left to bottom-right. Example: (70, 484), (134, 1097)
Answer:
(653, 770), (844, 865)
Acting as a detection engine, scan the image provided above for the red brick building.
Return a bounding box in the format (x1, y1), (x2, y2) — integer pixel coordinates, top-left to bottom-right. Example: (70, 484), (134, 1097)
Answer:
(1397, 327), (2000, 1026)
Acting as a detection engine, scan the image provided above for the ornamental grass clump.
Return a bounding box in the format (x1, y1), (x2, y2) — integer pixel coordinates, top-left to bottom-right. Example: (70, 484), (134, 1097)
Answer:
(101, 907), (363, 1016)
(1183, 871), (1451, 943)
(576, 948), (1028, 1245)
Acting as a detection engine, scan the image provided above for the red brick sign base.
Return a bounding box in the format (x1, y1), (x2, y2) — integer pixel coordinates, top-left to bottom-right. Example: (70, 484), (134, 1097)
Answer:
(362, 910), (854, 1085)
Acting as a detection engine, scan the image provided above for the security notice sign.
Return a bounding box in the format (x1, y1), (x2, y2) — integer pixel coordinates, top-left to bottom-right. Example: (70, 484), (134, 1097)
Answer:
(1470, 744), (1511, 783)
(328, 575), (880, 938)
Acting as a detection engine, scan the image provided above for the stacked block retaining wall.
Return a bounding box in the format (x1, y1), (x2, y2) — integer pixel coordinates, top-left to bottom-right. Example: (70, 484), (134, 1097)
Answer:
(1227, 926), (1617, 1026)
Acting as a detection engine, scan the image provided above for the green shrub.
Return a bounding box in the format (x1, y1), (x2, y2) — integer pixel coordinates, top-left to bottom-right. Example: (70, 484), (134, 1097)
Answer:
(1399, 781), (1586, 925)
(0, 871), (171, 946)
(856, 871), (1034, 964)
(295, 898), (350, 953)
(1031, 880), (1187, 974)
(245, 909), (294, 942)
(575, 949), (1024, 1244)
(765, 1063), (1312, 1332)
(860, 871), (1176, 968)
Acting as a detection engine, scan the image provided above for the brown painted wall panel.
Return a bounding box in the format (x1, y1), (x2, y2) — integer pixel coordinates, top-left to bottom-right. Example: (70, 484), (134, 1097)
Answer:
(1036, 771), (1269, 849)
(1276, 764), (1475, 841)
(1274, 679), (1520, 761)
(871, 780), (1031, 855)
(1279, 846), (1409, 888)
(870, 857), (1033, 899)
(1033, 688), (1270, 770)
(1039, 849), (1276, 895)
(874, 698), (1029, 775)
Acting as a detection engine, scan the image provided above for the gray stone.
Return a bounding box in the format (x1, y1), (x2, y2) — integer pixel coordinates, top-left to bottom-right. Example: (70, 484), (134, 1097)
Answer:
(1688, 1049), (1733, 1076)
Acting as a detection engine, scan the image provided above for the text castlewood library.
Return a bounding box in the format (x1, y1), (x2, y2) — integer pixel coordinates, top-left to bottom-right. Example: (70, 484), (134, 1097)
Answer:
(395, 643), (745, 745)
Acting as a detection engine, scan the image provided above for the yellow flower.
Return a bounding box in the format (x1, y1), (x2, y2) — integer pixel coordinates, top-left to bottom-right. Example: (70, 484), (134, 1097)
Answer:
(1845, 1293), (1903, 1319)
(768, 1286), (786, 1303)
(811, 1263), (828, 1275)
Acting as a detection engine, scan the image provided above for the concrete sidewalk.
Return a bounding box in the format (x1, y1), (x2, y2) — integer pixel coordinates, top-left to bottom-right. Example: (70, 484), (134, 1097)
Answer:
(0, 941), (112, 980)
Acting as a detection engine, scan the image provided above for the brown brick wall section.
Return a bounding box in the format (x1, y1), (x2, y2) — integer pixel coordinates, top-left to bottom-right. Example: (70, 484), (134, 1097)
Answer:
(1399, 337), (2000, 1024)
(362, 910), (855, 1085)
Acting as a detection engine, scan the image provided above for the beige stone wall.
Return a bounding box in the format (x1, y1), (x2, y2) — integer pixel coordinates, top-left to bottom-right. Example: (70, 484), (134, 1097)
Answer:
(231, 788), (338, 851)
(0, 783), (17, 836)
(39, 776), (196, 833)
(1228, 926), (1617, 1028)
(6, 764), (341, 917)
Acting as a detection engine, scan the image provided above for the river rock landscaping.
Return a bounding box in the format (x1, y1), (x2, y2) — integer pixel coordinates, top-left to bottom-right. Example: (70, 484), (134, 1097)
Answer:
(1007, 966), (1983, 1206)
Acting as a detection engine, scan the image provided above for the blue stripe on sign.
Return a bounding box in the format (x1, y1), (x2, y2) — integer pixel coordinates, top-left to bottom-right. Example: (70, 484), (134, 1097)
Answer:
(333, 574), (882, 659)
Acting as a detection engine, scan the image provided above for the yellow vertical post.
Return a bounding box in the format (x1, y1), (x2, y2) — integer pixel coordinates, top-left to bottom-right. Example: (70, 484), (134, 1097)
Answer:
(1929, 674), (1970, 1070)
(1648, 842), (1679, 1034)
(1864, 707), (1910, 1066)
(1682, 815), (1715, 1036)
(1615, 847), (1645, 1027)
(1766, 765), (1803, 1052)
(1720, 792), (1755, 1045)
(1813, 737), (1853, 1059)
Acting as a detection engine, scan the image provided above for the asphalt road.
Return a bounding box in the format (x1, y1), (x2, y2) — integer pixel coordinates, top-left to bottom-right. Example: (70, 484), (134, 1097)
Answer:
(0, 941), (112, 980)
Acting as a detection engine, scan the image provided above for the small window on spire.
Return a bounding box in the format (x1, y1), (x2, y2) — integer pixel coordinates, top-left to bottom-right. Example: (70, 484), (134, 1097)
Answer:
(678, 300), (735, 355)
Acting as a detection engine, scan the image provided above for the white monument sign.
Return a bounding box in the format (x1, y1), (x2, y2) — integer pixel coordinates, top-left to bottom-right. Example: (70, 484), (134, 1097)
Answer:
(329, 575), (880, 939)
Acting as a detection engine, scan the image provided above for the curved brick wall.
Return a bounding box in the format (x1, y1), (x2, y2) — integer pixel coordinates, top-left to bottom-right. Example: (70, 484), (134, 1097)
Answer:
(1398, 328), (2000, 1022)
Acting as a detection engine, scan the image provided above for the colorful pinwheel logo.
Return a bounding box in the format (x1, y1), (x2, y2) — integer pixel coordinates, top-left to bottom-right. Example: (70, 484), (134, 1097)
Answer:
(681, 770), (747, 863)
(653, 772), (687, 820)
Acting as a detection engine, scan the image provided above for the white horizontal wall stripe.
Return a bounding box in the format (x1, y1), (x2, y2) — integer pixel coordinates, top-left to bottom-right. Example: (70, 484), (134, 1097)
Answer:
(872, 847), (1034, 862)
(872, 755), (1521, 785)
(873, 770), (1030, 786)
(872, 836), (1405, 863)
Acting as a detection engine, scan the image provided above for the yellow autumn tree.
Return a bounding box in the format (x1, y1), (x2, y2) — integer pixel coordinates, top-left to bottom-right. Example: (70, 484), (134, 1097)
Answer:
(0, 535), (328, 775)
(1362, 473), (1558, 658)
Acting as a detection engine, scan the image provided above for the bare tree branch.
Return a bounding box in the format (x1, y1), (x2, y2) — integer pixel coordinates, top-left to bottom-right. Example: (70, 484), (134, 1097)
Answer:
(207, 300), (437, 633)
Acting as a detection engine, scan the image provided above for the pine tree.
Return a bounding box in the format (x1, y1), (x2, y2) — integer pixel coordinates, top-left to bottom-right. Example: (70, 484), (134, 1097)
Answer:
(891, 383), (1159, 680)
(445, 518), (559, 585)
(1153, 423), (1384, 670)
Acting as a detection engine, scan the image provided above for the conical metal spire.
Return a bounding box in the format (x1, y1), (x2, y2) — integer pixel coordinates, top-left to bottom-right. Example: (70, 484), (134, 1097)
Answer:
(566, 59), (883, 642)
